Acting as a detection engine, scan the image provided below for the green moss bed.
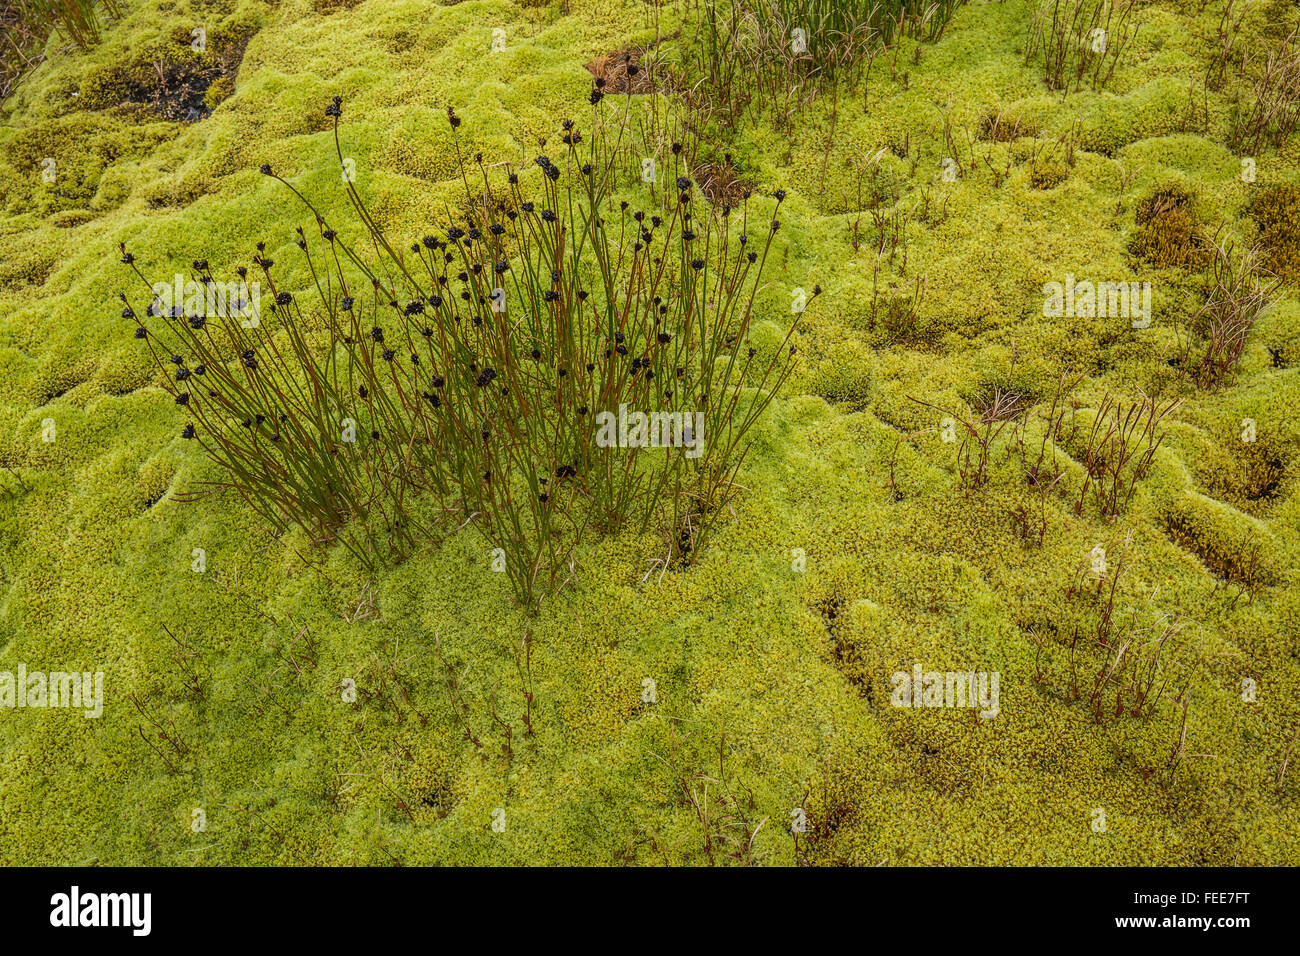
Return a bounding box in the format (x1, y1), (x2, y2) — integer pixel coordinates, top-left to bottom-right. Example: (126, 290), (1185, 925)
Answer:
(0, 0), (1298, 865)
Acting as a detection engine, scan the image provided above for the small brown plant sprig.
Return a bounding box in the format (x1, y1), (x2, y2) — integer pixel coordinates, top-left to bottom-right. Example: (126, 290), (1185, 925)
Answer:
(120, 95), (814, 608)
(1181, 232), (1279, 390)
(646, 724), (769, 866)
(911, 386), (1027, 496)
(1012, 371), (1084, 547)
(1072, 392), (1180, 520)
(1084, 608), (1187, 723)
(1049, 534), (1196, 726)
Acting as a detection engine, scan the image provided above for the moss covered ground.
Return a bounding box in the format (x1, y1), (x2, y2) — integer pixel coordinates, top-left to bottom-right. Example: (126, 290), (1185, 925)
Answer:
(0, 0), (1297, 864)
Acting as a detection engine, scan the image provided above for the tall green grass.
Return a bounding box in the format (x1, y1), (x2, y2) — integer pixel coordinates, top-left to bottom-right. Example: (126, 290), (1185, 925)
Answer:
(7, 0), (119, 51)
(688, 0), (966, 129)
(2, 0), (121, 97)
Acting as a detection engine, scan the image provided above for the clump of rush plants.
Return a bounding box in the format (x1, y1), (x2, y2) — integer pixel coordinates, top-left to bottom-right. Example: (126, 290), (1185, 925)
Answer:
(1024, 0), (1137, 94)
(119, 95), (812, 609)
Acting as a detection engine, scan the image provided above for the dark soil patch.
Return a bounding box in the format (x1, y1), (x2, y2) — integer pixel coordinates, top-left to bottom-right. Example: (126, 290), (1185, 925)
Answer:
(132, 38), (249, 122)
(90, 30), (253, 122)
(140, 487), (168, 511)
